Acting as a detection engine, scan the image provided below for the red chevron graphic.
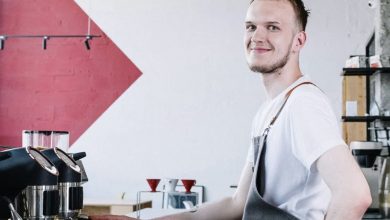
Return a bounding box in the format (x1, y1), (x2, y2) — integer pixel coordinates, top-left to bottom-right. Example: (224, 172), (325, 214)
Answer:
(0, 0), (142, 147)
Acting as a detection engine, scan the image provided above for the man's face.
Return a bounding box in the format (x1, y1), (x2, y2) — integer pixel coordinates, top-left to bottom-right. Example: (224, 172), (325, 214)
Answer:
(244, 0), (299, 74)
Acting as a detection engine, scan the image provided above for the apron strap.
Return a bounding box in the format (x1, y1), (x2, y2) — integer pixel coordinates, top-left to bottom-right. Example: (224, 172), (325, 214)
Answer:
(253, 81), (317, 170)
(268, 81), (316, 129)
(257, 81), (317, 196)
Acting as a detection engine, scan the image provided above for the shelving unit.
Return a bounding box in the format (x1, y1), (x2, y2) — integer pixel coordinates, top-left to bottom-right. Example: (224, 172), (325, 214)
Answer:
(342, 67), (390, 76)
(341, 67), (390, 142)
(342, 116), (390, 122)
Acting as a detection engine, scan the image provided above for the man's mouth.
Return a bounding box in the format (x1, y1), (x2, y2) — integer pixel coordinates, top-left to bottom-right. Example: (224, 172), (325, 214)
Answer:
(250, 47), (272, 54)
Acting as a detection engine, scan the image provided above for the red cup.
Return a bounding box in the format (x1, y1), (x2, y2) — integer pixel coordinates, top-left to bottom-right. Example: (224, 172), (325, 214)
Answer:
(146, 179), (160, 192)
(181, 179), (196, 193)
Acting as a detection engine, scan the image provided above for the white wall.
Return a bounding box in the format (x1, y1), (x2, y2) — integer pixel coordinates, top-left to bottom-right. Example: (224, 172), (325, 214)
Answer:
(72, 0), (375, 203)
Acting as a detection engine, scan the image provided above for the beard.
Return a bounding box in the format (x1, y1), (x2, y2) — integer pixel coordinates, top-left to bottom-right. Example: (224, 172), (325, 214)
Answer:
(248, 39), (293, 74)
(249, 51), (290, 74)
(249, 53), (290, 74)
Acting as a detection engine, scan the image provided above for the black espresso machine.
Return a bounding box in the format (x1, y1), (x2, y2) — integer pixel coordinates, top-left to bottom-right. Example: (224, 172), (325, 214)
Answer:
(0, 146), (59, 220)
(0, 146), (87, 220)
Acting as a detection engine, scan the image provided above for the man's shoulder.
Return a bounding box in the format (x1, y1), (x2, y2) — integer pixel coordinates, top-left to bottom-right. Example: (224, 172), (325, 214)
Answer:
(285, 84), (334, 116)
(288, 83), (327, 104)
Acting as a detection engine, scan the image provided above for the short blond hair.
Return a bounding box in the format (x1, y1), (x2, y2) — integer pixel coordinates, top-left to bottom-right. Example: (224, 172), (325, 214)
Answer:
(250, 0), (310, 31)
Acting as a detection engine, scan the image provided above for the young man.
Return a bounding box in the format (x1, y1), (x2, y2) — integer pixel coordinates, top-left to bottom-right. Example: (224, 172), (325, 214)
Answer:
(91, 0), (371, 219)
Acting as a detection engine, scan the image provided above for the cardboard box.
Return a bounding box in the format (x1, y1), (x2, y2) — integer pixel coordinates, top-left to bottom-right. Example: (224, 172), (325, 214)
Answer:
(342, 76), (367, 145)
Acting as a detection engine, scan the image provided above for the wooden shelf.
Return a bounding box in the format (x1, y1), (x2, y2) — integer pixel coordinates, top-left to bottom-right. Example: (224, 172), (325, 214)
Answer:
(342, 67), (390, 76)
(81, 199), (152, 215)
(342, 116), (390, 122)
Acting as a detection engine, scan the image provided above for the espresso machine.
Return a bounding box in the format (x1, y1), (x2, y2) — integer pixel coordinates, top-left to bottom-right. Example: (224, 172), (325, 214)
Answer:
(350, 141), (389, 217)
(21, 130), (88, 219)
(0, 146), (59, 220)
(41, 148), (83, 219)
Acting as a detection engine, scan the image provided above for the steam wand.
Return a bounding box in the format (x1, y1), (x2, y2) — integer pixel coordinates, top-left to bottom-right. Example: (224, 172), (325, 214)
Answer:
(1, 196), (22, 220)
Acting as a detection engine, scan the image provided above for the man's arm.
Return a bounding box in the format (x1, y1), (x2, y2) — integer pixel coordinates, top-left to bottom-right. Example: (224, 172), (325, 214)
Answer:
(317, 145), (372, 220)
(155, 162), (253, 220)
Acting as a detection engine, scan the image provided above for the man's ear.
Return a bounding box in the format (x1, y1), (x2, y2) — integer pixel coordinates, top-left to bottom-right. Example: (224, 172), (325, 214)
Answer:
(292, 31), (307, 53)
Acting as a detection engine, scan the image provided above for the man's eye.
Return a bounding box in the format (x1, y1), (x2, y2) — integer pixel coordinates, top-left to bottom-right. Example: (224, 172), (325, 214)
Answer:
(246, 25), (256, 31)
(267, 25), (279, 31)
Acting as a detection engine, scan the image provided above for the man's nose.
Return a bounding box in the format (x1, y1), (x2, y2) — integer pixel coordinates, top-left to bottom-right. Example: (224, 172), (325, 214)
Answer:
(251, 28), (266, 43)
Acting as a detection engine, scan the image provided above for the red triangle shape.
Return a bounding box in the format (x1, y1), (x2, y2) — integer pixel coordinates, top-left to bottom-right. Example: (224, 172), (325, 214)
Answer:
(0, 0), (142, 147)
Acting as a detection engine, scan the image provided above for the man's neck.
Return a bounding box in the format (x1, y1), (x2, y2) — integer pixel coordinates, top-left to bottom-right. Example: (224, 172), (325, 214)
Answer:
(262, 65), (303, 99)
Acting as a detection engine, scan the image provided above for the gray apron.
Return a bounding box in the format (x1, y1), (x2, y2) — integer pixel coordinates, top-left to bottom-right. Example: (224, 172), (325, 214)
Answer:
(242, 82), (315, 220)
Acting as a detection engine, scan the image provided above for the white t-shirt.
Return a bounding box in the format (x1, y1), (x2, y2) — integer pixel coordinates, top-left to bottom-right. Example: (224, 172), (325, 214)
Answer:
(246, 76), (347, 220)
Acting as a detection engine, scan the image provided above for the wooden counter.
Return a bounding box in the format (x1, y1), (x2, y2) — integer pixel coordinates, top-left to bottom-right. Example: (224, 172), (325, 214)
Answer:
(81, 199), (152, 215)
